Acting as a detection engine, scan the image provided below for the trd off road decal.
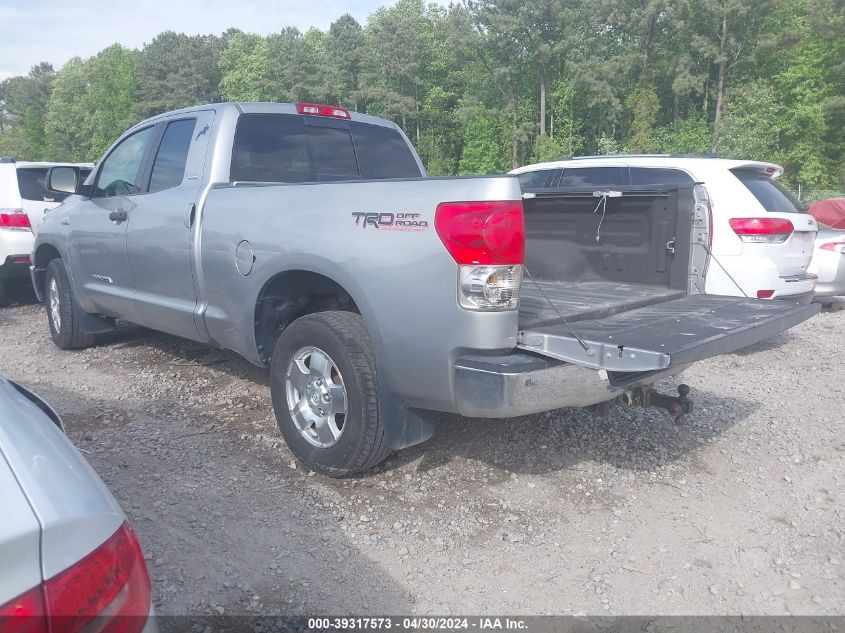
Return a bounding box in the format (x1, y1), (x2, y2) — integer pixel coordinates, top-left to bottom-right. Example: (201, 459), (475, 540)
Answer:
(352, 212), (429, 232)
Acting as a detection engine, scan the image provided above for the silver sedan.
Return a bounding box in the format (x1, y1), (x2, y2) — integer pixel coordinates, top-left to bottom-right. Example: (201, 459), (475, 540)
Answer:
(0, 374), (157, 632)
(808, 223), (845, 300)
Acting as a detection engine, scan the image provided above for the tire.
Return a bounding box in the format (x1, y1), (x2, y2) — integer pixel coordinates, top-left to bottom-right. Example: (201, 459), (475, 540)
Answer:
(0, 279), (7, 307)
(270, 311), (390, 477)
(45, 259), (95, 350)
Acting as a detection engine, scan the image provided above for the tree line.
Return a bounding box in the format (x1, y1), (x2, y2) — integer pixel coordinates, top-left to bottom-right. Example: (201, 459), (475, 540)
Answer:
(0, 0), (843, 187)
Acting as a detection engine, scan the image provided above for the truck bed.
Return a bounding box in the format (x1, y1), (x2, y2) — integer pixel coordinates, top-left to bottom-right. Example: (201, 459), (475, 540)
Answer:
(519, 280), (685, 329)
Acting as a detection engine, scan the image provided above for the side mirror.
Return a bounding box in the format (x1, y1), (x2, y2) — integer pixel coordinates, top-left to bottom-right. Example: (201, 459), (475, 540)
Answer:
(48, 166), (78, 194)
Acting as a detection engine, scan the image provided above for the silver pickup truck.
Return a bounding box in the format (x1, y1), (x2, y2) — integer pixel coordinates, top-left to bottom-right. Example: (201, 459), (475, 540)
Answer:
(32, 102), (819, 476)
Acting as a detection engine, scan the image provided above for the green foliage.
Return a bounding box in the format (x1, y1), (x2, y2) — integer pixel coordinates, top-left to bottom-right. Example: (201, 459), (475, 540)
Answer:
(458, 107), (508, 174)
(43, 46), (137, 161)
(0, 0), (841, 186)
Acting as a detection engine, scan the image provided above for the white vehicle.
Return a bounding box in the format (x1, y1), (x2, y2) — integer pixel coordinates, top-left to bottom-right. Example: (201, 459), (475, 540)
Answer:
(0, 158), (93, 304)
(511, 155), (818, 302)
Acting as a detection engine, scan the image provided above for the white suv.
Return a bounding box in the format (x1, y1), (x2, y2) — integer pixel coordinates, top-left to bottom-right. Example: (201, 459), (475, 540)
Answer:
(0, 158), (93, 304)
(511, 155), (818, 302)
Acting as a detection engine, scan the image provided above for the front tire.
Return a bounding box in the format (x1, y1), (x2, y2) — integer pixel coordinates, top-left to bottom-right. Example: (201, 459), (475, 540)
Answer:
(45, 259), (95, 350)
(270, 311), (390, 477)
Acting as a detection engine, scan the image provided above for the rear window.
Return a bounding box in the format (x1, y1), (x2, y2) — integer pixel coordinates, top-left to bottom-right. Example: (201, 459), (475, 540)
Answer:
(558, 167), (625, 188)
(630, 167), (695, 185)
(16, 167), (70, 203)
(731, 168), (807, 214)
(230, 113), (421, 183)
(517, 169), (558, 190)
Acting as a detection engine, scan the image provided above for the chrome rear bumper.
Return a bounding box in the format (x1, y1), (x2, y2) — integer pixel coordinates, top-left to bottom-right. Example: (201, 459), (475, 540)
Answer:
(453, 353), (686, 418)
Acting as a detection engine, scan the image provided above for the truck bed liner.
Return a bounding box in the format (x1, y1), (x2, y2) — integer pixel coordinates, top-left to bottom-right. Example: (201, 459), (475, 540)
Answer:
(519, 280), (685, 328)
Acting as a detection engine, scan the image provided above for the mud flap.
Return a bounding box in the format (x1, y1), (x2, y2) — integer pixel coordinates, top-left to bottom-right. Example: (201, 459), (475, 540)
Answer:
(378, 373), (436, 450)
(518, 295), (820, 372)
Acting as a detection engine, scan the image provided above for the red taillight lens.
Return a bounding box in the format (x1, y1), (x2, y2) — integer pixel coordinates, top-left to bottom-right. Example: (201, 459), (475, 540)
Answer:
(0, 210), (31, 230)
(0, 585), (46, 633)
(44, 522), (151, 633)
(296, 102), (351, 119)
(757, 289), (775, 299)
(729, 217), (794, 243)
(435, 201), (525, 265)
(13, 256), (31, 264)
(820, 242), (845, 254)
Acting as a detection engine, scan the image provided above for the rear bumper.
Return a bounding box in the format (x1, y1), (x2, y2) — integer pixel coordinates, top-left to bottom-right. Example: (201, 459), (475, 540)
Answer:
(0, 254), (32, 280)
(453, 352), (686, 418)
(705, 254), (816, 299)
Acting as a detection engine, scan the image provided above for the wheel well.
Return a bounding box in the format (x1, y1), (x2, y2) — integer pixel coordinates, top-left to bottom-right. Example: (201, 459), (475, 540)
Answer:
(254, 271), (360, 364)
(35, 244), (61, 269)
(33, 244), (62, 295)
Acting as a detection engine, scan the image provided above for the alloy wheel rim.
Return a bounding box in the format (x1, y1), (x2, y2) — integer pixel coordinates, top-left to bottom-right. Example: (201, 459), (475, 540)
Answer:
(49, 278), (61, 333)
(285, 346), (348, 448)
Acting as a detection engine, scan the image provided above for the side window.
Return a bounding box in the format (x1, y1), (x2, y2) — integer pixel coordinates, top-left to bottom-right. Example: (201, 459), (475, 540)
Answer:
(517, 169), (559, 190)
(233, 114), (362, 183)
(16, 168), (56, 202)
(349, 122), (422, 179)
(95, 126), (157, 198)
(558, 167), (625, 188)
(148, 119), (196, 193)
(630, 167), (694, 185)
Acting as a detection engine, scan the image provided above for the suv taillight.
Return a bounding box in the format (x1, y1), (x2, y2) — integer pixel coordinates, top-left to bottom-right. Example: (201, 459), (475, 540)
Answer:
(0, 209), (31, 231)
(729, 217), (794, 243)
(820, 241), (845, 255)
(0, 522), (152, 633)
(435, 201), (524, 311)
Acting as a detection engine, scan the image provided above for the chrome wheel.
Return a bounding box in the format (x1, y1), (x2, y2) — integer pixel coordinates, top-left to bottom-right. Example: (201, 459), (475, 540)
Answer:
(285, 346), (348, 448)
(48, 277), (61, 333)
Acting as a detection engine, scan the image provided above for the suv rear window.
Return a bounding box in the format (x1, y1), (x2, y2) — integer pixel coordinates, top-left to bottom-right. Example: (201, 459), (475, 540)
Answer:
(17, 167), (70, 203)
(731, 168), (807, 214)
(230, 114), (422, 183)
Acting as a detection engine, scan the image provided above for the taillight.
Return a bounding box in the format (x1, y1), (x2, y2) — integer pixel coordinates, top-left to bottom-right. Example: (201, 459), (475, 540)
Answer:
(756, 289), (775, 299)
(436, 201), (524, 311)
(0, 585), (46, 633)
(296, 102), (351, 119)
(729, 217), (794, 243)
(0, 209), (31, 231)
(820, 242), (845, 255)
(44, 522), (151, 633)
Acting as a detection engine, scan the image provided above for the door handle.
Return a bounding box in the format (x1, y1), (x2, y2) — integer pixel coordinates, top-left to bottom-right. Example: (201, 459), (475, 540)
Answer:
(666, 239), (676, 256)
(109, 209), (128, 223)
(184, 203), (196, 228)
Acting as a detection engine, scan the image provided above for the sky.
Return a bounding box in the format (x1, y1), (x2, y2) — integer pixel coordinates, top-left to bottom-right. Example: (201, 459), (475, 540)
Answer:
(0, 0), (397, 80)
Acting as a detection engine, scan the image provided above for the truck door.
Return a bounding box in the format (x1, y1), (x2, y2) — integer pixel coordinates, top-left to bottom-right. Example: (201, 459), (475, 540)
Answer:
(68, 125), (158, 320)
(125, 111), (216, 340)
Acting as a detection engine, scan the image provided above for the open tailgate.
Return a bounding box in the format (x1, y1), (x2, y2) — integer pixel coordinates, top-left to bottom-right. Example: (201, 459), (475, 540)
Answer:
(517, 295), (819, 372)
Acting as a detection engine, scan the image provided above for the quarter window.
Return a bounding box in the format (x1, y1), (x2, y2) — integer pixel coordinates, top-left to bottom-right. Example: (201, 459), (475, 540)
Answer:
(517, 169), (559, 190)
(95, 126), (157, 197)
(149, 119), (196, 193)
(629, 167), (694, 185)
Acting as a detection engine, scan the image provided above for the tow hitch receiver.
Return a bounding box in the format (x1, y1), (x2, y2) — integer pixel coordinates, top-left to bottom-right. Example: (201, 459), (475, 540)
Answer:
(620, 384), (693, 423)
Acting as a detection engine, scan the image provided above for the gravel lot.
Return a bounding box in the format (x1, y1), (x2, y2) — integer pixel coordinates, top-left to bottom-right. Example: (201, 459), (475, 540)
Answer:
(1, 288), (843, 617)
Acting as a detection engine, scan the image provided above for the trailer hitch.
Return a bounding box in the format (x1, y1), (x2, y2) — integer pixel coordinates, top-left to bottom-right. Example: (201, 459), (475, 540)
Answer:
(620, 384), (693, 423)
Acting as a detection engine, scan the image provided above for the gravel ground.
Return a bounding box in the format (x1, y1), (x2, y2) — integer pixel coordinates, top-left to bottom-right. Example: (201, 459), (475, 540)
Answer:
(1, 288), (843, 617)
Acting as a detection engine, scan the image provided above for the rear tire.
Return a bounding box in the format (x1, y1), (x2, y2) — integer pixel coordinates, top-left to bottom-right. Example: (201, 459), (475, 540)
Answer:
(45, 259), (95, 350)
(270, 311), (390, 477)
(0, 279), (7, 307)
